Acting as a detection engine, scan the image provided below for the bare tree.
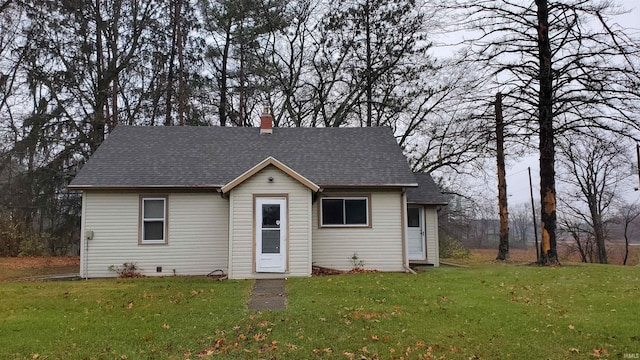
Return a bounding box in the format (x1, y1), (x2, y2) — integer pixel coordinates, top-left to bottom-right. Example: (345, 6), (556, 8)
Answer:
(615, 202), (640, 265)
(444, 0), (640, 264)
(313, 0), (432, 128)
(261, 0), (318, 127)
(510, 203), (532, 248)
(0, 0), (178, 254)
(559, 215), (595, 263)
(558, 131), (632, 264)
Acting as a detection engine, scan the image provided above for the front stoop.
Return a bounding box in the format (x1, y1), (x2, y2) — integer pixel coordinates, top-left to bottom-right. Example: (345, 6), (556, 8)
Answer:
(248, 279), (287, 310)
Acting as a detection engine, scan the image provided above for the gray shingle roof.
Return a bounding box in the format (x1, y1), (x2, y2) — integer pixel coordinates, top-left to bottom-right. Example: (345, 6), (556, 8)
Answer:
(69, 125), (418, 189)
(406, 173), (448, 205)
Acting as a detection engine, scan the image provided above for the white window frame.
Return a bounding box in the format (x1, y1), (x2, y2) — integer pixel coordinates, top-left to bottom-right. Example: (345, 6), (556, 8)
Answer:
(140, 196), (168, 244)
(320, 196), (370, 227)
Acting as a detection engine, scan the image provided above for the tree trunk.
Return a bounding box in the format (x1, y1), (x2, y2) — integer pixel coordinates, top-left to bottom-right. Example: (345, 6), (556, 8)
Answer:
(165, 0), (181, 126)
(573, 232), (587, 263)
(238, 39), (245, 127)
(108, 0), (121, 131)
(219, 21), (231, 127)
(624, 222), (630, 265)
(92, 0), (107, 151)
(536, 0), (559, 265)
(591, 207), (607, 264)
(495, 92), (509, 260)
(365, 0), (372, 127)
(176, 0), (185, 126)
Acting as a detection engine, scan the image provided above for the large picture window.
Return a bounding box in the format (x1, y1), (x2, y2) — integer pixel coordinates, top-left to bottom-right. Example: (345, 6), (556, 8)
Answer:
(321, 197), (369, 227)
(140, 197), (167, 244)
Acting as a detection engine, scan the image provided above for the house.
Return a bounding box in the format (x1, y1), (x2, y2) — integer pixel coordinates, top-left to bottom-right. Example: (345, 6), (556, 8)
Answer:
(69, 111), (447, 279)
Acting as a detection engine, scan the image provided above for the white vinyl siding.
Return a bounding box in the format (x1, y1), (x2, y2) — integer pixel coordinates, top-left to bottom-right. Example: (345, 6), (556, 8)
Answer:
(424, 206), (440, 266)
(228, 165), (312, 279)
(312, 190), (404, 271)
(81, 191), (228, 277)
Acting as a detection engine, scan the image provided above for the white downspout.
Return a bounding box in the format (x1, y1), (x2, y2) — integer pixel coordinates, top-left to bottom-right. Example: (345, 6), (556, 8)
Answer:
(80, 191), (88, 279)
(226, 190), (234, 279)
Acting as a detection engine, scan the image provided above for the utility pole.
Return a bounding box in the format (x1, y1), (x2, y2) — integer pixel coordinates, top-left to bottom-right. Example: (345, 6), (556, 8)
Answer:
(496, 92), (509, 260)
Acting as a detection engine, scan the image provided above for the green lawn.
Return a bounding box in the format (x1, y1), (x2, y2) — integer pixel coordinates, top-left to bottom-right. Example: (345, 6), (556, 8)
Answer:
(1, 264), (639, 359)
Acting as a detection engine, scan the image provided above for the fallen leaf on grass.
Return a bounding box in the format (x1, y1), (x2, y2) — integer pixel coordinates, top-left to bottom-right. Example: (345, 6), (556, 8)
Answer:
(196, 338), (227, 357)
(343, 351), (356, 359)
(591, 348), (608, 358)
(31, 354), (39, 359)
(127, 302), (134, 310)
(569, 348), (580, 353)
(253, 333), (266, 341)
(568, 324), (575, 330)
(258, 320), (273, 328)
(286, 343), (298, 350)
(370, 335), (379, 341)
(162, 323), (170, 329)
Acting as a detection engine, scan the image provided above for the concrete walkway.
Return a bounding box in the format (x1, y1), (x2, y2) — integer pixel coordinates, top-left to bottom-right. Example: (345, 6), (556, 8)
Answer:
(248, 279), (287, 310)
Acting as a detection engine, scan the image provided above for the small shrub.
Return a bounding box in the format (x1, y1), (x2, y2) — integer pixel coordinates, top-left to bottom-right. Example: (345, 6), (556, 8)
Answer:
(17, 235), (48, 256)
(108, 262), (142, 278)
(439, 235), (470, 259)
(349, 252), (365, 269)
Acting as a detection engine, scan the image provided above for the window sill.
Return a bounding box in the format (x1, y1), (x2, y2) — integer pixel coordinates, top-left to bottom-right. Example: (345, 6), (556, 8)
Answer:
(139, 241), (168, 245)
(319, 224), (371, 229)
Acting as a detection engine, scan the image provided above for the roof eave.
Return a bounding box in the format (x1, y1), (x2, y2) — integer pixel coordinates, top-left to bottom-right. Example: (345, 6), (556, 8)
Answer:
(67, 184), (223, 190)
(407, 200), (449, 206)
(320, 183), (419, 188)
(221, 156), (321, 193)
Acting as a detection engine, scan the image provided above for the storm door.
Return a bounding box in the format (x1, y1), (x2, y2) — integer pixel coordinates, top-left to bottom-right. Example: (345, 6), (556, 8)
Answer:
(255, 198), (287, 272)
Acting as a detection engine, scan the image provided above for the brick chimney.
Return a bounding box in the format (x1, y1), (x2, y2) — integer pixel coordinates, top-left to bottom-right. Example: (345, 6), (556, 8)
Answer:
(260, 107), (273, 135)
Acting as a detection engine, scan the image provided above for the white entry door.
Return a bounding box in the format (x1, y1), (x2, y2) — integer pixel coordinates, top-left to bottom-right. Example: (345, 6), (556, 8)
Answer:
(256, 197), (287, 273)
(407, 206), (425, 260)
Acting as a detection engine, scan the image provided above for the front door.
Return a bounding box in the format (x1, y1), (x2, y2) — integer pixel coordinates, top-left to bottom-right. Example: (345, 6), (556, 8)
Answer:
(256, 197), (287, 273)
(407, 206), (425, 260)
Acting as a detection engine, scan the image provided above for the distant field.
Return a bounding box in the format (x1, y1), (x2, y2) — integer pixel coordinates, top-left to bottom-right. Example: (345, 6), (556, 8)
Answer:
(0, 256), (79, 281)
(452, 245), (640, 266)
